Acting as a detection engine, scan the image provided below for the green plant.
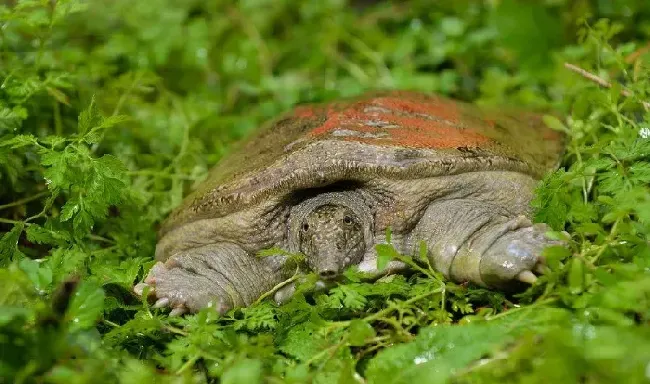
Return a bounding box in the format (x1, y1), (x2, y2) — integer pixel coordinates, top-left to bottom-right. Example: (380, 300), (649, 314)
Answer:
(1, 1), (649, 383)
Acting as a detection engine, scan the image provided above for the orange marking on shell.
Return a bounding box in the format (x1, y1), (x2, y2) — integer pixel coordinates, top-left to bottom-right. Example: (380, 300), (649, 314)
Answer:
(542, 129), (564, 141)
(372, 95), (461, 123)
(307, 94), (493, 149)
(293, 106), (317, 118)
(309, 103), (372, 136)
(372, 115), (490, 149)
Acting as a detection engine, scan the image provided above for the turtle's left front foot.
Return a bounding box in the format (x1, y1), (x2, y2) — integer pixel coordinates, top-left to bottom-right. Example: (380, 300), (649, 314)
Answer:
(414, 200), (564, 289)
(478, 220), (562, 288)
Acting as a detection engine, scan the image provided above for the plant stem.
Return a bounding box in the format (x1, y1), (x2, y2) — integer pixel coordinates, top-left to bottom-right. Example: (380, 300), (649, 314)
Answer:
(564, 62), (650, 110)
(0, 218), (28, 225)
(0, 191), (49, 211)
(486, 297), (557, 321)
(112, 71), (144, 116)
(175, 356), (199, 375)
(87, 234), (116, 244)
(252, 268), (302, 307)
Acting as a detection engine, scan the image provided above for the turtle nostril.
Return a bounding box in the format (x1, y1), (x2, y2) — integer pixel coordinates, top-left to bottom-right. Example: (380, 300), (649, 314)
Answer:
(319, 270), (338, 280)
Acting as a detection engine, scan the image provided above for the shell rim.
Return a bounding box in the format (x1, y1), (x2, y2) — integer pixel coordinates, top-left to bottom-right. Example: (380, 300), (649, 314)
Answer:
(159, 140), (546, 237)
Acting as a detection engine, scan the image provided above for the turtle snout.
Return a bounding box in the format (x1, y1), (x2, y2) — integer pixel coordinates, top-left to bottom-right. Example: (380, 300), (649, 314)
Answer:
(311, 253), (342, 280)
(318, 269), (339, 280)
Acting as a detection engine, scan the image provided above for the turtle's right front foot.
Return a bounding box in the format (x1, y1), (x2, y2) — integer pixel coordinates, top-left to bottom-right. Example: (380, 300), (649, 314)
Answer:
(134, 259), (233, 316)
(134, 243), (282, 315)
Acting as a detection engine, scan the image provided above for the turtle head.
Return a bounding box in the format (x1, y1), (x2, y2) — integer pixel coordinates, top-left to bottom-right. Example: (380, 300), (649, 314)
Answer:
(289, 192), (373, 280)
(299, 204), (365, 279)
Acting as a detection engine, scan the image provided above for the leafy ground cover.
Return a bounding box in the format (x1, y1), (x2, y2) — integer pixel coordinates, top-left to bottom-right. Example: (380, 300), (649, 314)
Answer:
(1, 0), (650, 383)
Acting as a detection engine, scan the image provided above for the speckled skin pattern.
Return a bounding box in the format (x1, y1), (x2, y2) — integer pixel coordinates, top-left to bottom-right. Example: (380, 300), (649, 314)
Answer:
(298, 204), (365, 279)
(134, 91), (565, 315)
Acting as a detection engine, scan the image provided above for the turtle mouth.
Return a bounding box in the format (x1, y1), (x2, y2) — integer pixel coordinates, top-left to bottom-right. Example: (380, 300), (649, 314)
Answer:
(318, 269), (339, 280)
(308, 250), (344, 281)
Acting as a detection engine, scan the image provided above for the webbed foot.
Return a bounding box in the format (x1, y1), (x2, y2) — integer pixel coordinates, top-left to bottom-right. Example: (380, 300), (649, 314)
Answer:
(412, 199), (565, 290)
(478, 221), (563, 288)
(134, 260), (232, 315)
(133, 243), (287, 315)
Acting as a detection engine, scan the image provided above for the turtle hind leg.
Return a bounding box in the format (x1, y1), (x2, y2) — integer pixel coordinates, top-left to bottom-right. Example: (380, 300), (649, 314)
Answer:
(408, 199), (561, 289)
(134, 242), (287, 315)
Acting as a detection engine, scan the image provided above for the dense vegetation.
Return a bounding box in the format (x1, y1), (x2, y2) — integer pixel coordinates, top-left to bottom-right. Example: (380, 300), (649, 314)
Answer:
(1, 0), (649, 382)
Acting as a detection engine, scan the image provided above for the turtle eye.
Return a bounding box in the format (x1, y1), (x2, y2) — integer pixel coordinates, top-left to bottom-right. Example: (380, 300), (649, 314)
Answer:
(302, 223), (310, 232)
(343, 216), (352, 225)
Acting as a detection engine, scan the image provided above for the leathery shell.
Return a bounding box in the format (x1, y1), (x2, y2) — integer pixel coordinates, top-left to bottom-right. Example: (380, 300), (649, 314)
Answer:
(160, 90), (564, 235)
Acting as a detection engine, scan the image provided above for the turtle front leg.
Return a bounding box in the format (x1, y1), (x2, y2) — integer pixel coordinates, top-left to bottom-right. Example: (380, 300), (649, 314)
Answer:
(134, 243), (287, 315)
(408, 199), (561, 289)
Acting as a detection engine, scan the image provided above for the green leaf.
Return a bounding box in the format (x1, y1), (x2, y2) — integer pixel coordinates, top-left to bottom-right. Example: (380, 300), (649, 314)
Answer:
(90, 257), (147, 287)
(596, 276), (650, 317)
(375, 243), (401, 271)
(543, 114), (570, 133)
(531, 170), (571, 231)
(103, 316), (166, 348)
(0, 107), (27, 132)
(285, 363), (311, 384)
(77, 96), (101, 137)
(18, 258), (52, 291)
(366, 310), (567, 384)
(234, 301), (278, 331)
(41, 146), (129, 237)
(568, 258), (585, 294)
(542, 245), (572, 270)
(347, 319), (376, 346)
(221, 359), (263, 384)
(366, 321), (510, 383)
(440, 17), (465, 37)
(0, 134), (38, 148)
(0, 266), (38, 307)
(280, 322), (331, 361)
(84, 115), (129, 144)
(40, 146), (76, 191)
(322, 285), (367, 310)
(0, 222), (25, 266)
(65, 281), (105, 331)
(47, 247), (88, 283)
(0, 306), (31, 326)
(60, 197), (80, 222)
(25, 224), (71, 246)
(116, 360), (164, 384)
(45, 86), (70, 106)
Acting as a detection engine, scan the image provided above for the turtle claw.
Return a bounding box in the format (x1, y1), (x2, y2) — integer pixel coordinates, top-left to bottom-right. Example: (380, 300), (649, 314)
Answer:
(534, 263), (549, 275)
(134, 282), (177, 313)
(479, 221), (564, 288)
(134, 282), (154, 297)
(133, 260), (236, 316)
(517, 270), (538, 284)
(169, 306), (188, 317)
(153, 297), (170, 309)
